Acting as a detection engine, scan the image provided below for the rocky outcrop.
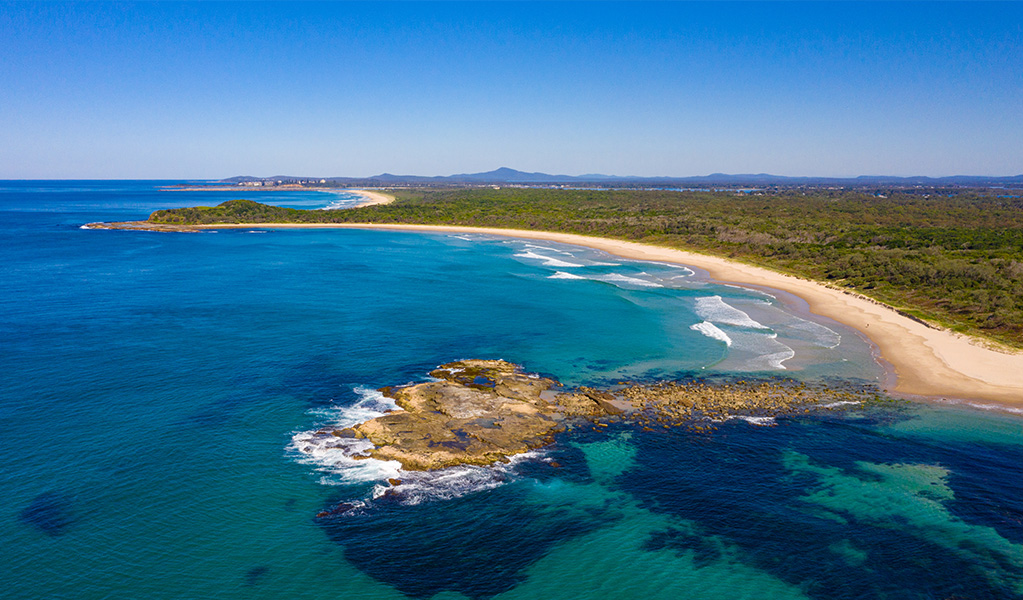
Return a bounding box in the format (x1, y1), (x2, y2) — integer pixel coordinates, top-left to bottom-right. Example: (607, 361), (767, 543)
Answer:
(333, 360), (616, 470)
(327, 360), (887, 471)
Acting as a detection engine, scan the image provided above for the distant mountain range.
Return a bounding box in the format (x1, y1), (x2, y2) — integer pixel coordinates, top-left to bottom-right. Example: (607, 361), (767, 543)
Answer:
(220, 167), (1023, 187)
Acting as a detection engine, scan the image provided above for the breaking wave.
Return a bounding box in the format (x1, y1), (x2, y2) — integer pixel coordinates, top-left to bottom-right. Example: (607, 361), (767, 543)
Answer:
(514, 250), (585, 268)
(745, 348), (796, 371)
(691, 321), (732, 346)
(935, 398), (1023, 416)
(787, 318), (843, 349)
(289, 387), (542, 506)
(547, 271), (663, 288)
(289, 387), (404, 485)
(694, 296), (771, 330)
(728, 415), (777, 426)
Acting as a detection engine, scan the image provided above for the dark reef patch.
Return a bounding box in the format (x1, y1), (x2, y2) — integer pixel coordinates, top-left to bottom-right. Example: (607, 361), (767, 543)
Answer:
(318, 484), (613, 599)
(644, 527), (723, 569)
(19, 491), (75, 536)
(620, 413), (1023, 599)
(243, 565), (270, 586)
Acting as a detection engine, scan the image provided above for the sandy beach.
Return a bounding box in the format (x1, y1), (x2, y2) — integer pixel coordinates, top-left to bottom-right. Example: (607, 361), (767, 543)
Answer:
(348, 189), (395, 207)
(164, 185), (395, 208)
(189, 222), (1023, 408)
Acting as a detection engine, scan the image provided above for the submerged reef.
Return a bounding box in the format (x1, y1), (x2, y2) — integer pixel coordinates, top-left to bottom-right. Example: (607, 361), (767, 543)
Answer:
(319, 360), (888, 471)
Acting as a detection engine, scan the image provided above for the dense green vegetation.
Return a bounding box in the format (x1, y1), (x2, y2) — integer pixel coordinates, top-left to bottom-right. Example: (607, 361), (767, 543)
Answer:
(149, 189), (1023, 346)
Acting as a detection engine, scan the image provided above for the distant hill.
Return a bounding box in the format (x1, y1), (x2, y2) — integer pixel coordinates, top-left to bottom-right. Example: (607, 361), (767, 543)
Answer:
(219, 168), (1023, 187)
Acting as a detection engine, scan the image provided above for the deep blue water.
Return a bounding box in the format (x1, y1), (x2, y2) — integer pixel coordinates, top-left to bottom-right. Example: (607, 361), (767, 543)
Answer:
(2, 181), (1022, 599)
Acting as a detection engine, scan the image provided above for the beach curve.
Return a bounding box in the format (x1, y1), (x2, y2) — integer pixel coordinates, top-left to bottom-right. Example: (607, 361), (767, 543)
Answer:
(162, 222), (1023, 407)
(348, 189), (395, 207)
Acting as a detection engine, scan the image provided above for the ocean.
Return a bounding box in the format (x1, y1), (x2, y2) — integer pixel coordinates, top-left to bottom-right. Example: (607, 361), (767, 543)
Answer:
(2, 181), (1022, 599)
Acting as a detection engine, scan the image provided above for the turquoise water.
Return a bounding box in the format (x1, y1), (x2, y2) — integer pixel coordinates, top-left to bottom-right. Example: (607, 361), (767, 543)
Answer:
(3, 181), (1022, 599)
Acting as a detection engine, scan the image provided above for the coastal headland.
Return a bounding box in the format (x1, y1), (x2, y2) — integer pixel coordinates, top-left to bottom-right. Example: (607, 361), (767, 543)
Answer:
(87, 220), (1023, 408)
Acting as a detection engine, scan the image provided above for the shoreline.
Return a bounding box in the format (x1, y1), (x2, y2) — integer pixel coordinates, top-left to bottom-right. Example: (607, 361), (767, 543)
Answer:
(162, 185), (395, 208)
(93, 221), (1023, 408)
(348, 189), (395, 207)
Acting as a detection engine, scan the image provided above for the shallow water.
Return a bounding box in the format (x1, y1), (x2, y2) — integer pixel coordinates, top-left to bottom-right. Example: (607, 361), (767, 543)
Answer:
(2, 181), (1022, 599)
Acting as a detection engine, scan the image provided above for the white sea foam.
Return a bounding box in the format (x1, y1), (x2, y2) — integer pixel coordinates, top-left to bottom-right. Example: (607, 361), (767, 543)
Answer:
(289, 387), (405, 484)
(747, 349), (796, 371)
(373, 453), (541, 506)
(601, 273), (662, 287)
(935, 398), (1023, 416)
(549, 271), (585, 280)
(728, 415), (777, 426)
(315, 387), (400, 428)
(318, 200), (350, 210)
(318, 193), (363, 210)
(630, 260), (696, 275)
(691, 321), (732, 346)
(691, 296), (792, 369)
(79, 224), (92, 230)
(514, 250), (585, 268)
(787, 318), (842, 348)
(694, 296), (771, 330)
(524, 243), (575, 256)
(289, 386), (544, 505)
(820, 400), (862, 409)
(292, 433), (404, 485)
(547, 271), (662, 288)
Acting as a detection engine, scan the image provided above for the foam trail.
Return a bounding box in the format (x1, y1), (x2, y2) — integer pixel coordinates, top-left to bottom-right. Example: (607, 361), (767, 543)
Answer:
(318, 192), (365, 210)
(514, 250), (585, 268)
(936, 399), (1023, 416)
(820, 401), (861, 409)
(691, 321), (732, 346)
(728, 415), (777, 426)
(694, 296), (771, 330)
(601, 273), (662, 288)
(788, 318), (842, 348)
(749, 349), (796, 371)
(547, 271), (662, 287)
(377, 453), (541, 506)
(524, 243), (576, 256)
(631, 260), (696, 275)
(549, 271), (585, 280)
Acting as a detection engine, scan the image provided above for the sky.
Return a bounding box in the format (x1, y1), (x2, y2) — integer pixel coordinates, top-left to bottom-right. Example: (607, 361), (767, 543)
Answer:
(1, 2), (1021, 179)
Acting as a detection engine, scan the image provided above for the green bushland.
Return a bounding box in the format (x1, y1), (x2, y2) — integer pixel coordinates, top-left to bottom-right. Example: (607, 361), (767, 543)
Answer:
(149, 189), (1023, 347)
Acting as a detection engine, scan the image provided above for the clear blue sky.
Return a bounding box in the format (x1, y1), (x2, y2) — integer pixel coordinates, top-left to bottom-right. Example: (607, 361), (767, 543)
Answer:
(2, 1), (1021, 179)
